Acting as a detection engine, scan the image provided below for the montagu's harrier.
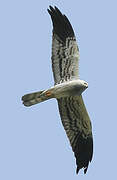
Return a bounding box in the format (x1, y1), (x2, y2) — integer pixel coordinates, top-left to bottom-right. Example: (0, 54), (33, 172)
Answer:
(22, 6), (93, 174)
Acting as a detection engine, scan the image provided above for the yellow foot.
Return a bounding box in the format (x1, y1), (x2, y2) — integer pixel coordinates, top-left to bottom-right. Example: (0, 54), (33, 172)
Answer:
(45, 91), (52, 97)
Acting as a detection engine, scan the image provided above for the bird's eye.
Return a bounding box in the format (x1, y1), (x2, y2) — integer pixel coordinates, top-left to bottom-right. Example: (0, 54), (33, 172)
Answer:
(84, 82), (88, 87)
(84, 82), (87, 85)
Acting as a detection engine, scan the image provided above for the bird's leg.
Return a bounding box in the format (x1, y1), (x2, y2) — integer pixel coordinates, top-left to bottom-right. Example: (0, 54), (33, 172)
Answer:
(45, 90), (52, 97)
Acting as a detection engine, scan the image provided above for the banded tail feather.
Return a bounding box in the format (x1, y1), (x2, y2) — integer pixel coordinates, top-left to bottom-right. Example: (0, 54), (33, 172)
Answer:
(22, 90), (44, 106)
(22, 90), (53, 107)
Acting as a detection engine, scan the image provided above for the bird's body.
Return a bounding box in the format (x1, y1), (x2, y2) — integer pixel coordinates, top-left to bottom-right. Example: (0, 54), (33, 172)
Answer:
(22, 79), (88, 106)
(22, 6), (93, 174)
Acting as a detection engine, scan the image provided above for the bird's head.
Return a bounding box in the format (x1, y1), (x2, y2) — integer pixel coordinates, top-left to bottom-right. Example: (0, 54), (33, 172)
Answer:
(80, 80), (88, 89)
(72, 79), (88, 96)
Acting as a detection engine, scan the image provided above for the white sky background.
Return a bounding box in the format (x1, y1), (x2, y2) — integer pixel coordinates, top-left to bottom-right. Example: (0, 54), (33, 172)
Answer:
(0, 0), (117, 179)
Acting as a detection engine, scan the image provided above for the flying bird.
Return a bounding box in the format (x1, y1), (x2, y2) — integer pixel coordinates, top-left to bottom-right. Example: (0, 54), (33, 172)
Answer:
(22, 6), (93, 174)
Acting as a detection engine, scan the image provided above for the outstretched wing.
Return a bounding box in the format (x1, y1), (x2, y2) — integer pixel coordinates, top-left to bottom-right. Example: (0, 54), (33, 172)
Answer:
(47, 6), (79, 85)
(57, 95), (93, 174)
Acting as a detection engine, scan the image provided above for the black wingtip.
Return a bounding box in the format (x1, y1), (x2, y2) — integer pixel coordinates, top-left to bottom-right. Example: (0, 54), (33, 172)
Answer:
(49, 5), (54, 12)
(47, 6), (75, 43)
(76, 166), (88, 174)
(47, 6), (52, 14)
(76, 167), (80, 174)
(54, 6), (62, 15)
(76, 161), (88, 174)
(74, 134), (93, 174)
(84, 167), (88, 174)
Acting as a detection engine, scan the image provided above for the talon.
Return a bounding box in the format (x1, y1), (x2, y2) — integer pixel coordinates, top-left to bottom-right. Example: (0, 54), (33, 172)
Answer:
(45, 91), (52, 97)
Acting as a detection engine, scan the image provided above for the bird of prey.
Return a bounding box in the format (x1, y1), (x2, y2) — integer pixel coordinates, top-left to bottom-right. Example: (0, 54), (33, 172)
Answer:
(22, 6), (93, 174)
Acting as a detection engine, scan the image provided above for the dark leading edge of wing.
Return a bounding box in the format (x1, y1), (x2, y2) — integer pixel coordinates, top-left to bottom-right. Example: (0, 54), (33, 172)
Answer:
(47, 6), (75, 43)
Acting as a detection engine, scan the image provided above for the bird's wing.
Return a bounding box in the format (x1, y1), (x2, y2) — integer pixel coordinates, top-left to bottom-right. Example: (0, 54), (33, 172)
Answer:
(47, 6), (79, 85)
(57, 95), (93, 174)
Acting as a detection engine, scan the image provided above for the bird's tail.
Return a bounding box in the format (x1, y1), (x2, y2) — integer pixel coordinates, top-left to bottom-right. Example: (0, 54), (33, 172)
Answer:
(22, 89), (54, 107)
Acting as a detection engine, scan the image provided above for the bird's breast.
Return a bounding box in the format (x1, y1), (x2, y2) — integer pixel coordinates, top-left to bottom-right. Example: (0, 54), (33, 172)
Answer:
(51, 80), (85, 98)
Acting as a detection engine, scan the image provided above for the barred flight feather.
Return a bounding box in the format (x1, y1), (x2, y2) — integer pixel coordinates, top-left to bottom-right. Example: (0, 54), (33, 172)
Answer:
(57, 95), (93, 174)
(48, 6), (80, 85)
